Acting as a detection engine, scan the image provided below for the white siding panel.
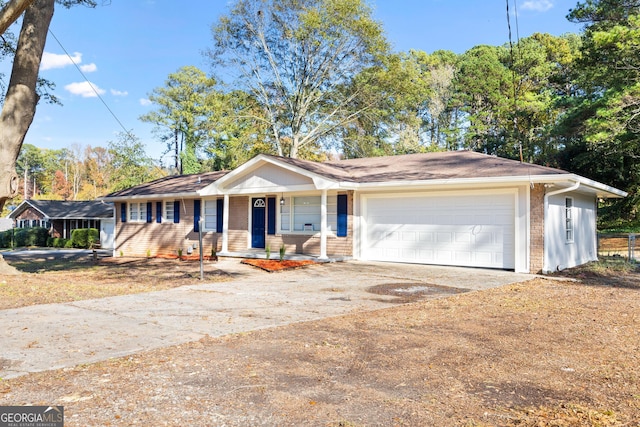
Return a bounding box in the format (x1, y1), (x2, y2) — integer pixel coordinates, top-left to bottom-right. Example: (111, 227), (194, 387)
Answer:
(363, 193), (515, 269)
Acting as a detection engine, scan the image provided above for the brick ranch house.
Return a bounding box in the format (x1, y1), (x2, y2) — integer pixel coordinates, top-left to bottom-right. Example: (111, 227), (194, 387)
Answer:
(101, 151), (626, 274)
(7, 199), (116, 248)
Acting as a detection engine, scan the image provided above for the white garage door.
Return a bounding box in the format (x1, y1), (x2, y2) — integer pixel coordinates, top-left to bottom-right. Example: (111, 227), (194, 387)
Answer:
(364, 193), (515, 269)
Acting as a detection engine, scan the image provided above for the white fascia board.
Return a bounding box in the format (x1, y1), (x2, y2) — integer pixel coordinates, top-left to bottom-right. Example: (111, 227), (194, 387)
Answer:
(8, 200), (46, 219)
(214, 154), (340, 191)
(344, 174), (627, 198)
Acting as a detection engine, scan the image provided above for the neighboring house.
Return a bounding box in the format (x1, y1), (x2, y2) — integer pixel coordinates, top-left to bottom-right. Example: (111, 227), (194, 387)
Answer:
(8, 200), (116, 249)
(101, 151), (626, 273)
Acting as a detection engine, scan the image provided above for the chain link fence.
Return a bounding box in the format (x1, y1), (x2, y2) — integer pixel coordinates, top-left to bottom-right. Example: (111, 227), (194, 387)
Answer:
(598, 233), (639, 261)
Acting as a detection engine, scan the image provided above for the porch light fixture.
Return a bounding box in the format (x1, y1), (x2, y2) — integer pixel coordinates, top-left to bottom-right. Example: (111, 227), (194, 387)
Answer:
(280, 195), (285, 206)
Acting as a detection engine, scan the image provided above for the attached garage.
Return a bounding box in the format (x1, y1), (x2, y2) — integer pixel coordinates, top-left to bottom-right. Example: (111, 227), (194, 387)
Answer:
(104, 150), (627, 274)
(362, 191), (516, 269)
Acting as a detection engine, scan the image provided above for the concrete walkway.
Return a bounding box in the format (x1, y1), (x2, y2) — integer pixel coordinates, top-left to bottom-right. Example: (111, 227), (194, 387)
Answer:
(0, 258), (534, 379)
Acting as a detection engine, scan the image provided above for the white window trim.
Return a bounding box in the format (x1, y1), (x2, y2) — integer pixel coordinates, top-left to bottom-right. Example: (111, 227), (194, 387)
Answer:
(163, 200), (175, 223)
(278, 195), (337, 235)
(128, 202), (147, 223)
(202, 198), (219, 232)
(565, 197), (574, 243)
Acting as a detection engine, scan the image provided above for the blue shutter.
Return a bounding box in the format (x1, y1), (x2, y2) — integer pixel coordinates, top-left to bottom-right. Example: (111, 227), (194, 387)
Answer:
(156, 202), (162, 223)
(120, 203), (127, 223)
(337, 194), (348, 237)
(216, 199), (224, 233)
(267, 197), (276, 235)
(173, 200), (180, 223)
(194, 200), (201, 232)
(146, 202), (152, 223)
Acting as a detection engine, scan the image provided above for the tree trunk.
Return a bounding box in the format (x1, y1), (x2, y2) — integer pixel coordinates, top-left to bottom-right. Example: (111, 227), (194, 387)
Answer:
(0, 0), (54, 212)
(0, 0), (36, 35)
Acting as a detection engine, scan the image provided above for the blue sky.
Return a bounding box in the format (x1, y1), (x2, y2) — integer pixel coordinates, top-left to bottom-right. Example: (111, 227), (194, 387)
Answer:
(6, 0), (584, 164)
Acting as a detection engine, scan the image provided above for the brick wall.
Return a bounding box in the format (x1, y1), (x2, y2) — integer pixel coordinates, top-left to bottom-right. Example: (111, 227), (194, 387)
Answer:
(529, 184), (545, 273)
(115, 191), (354, 258)
(115, 200), (221, 257)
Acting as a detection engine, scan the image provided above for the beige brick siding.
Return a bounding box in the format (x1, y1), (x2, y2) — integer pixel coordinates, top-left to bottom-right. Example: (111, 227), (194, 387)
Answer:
(115, 191), (354, 258)
(227, 196), (249, 252)
(115, 200), (221, 257)
(529, 184), (545, 273)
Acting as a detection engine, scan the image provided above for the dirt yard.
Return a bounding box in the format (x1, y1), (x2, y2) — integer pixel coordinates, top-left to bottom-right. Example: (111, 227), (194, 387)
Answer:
(0, 255), (639, 426)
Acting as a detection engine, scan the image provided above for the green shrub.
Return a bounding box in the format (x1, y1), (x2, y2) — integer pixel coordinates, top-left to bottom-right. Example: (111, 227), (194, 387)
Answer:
(11, 227), (48, 247)
(0, 229), (13, 248)
(48, 237), (68, 248)
(69, 228), (98, 248)
(70, 228), (88, 248)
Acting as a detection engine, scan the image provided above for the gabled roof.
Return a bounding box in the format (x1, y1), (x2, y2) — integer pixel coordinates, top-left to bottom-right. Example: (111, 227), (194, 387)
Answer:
(104, 171), (228, 199)
(8, 200), (114, 220)
(270, 151), (568, 183)
(101, 151), (627, 200)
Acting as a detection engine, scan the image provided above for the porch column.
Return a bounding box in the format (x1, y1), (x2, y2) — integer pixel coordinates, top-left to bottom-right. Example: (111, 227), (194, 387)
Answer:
(320, 189), (328, 259)
(222, 194), (229, 253)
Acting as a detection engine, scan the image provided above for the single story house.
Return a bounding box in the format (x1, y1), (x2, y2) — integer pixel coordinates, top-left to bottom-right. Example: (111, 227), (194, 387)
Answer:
(101, 151), (626, 273)
(8, 200), (116, 249)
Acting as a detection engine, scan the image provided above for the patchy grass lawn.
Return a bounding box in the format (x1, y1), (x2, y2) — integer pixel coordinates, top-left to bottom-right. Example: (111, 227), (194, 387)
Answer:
(0, 258), (638, 426)
(0, 254), (230, 310)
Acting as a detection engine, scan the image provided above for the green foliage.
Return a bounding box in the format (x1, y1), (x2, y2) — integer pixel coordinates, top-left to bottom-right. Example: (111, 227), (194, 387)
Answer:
(46, 237), (69, 248)
(209, 0), (390, 159)
(107, 132), (164, 192)
(9, 227), (49, 248)
(279, 244), (286, 262)
(69, 228), (99, 249)
(0, 230), (14, 248)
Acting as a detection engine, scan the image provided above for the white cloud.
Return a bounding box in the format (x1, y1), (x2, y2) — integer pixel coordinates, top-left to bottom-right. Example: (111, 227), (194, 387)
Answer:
(521, 0), (553, 12)
(64, 81), (106, 98)
(41, 51), (82, 70)
(80, 63), (97, 73)
(139, 98), (152, 106)
(111, 89), (128, 96)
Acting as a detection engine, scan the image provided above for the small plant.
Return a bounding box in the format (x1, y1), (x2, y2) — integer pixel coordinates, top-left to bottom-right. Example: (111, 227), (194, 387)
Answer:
(177, 248), (183, 258)
(119, 250), (123, 257)
(265, 244), (271, 260)
(146, 249), (151, 258)
(211, 247), (218, 261)
(279, 244), (286, 261)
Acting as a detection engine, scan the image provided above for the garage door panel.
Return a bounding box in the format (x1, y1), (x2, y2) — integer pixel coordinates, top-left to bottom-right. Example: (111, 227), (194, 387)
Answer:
(364, 193), (515, 269)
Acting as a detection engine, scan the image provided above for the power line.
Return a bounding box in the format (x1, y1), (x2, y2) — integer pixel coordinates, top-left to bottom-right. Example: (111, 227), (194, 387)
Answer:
(506, 0), (522, 162)
(47, 29), (136, 142)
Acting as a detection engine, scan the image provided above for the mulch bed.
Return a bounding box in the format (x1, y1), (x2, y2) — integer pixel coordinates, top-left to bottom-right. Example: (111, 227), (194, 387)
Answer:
(155, 254), (218, 261)
(241, 258), (317, 272)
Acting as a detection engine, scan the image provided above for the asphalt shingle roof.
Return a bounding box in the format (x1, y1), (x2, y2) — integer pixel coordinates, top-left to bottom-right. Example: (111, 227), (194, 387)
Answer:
(20, 200), (114, 219)
(104, 151), (571, 198)
(105, 171), (228, 198)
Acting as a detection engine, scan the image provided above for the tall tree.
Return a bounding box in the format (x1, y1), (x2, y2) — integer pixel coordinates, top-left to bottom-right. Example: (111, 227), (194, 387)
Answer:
(0, 0), (96, 212)
(208, 0), (389, 159)
(140, 66), (218, 174)
(107, 132), (164, 192)
(561, 0), (640, 222)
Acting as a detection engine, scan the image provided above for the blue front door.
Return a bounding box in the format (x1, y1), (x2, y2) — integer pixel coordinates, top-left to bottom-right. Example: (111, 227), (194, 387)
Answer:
(251, 198), (266, 248)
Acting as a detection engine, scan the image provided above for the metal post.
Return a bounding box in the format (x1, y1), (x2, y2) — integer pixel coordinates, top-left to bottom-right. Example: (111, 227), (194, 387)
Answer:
(629, 234), (636, 261)
(199, 219), (204, 280)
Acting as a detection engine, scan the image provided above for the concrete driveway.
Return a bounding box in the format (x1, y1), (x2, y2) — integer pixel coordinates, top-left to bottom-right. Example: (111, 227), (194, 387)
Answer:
(0, 256), (534, 379)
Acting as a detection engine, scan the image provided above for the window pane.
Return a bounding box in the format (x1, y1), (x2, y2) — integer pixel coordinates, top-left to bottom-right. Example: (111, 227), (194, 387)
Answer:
(129, 203), (138, 221)
(140, 203), (147, 221)
(204, 200), (216, 230)
(165, 201), (174, 221)
(293, 196), (320, 231)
